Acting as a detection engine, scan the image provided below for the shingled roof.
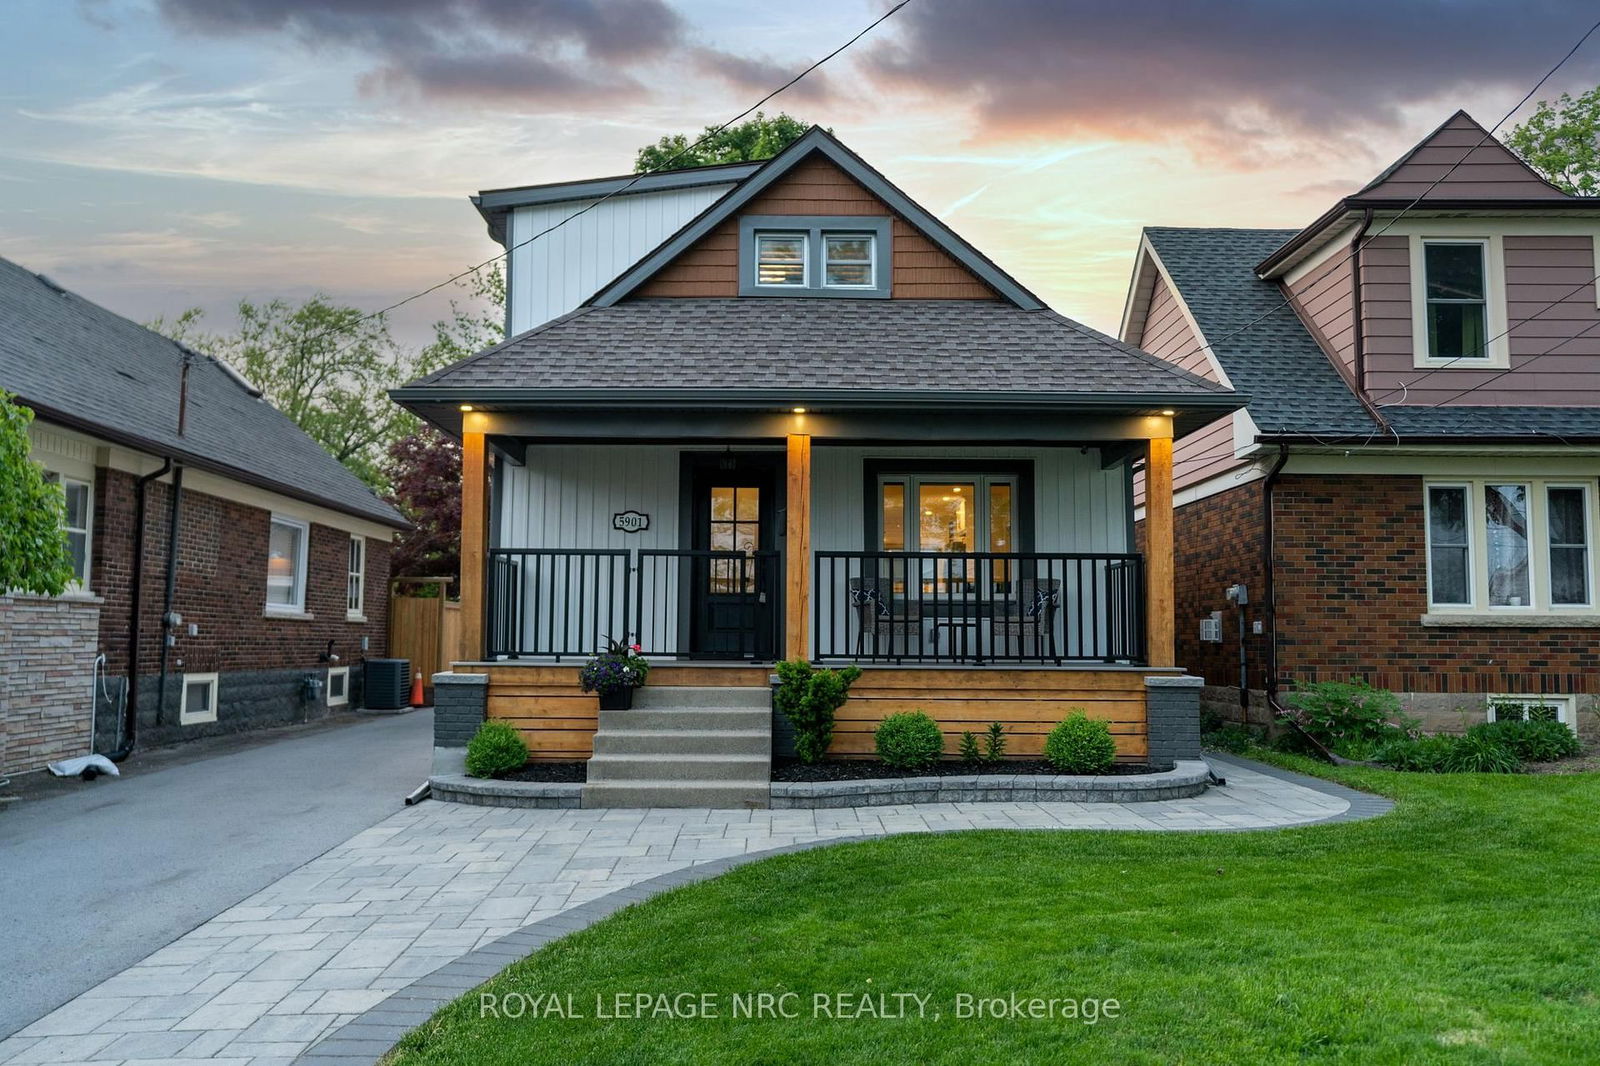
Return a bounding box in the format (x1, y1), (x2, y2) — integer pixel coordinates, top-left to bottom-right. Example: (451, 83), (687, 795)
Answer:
(402, 298), (1236, 410)
(0, 257), (405, 528)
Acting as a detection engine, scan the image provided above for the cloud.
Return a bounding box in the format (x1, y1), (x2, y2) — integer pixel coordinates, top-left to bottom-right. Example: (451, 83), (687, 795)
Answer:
(863, 0), (1600, 158)
(691, 47), (832, 103)
(153, 0), (690, 106)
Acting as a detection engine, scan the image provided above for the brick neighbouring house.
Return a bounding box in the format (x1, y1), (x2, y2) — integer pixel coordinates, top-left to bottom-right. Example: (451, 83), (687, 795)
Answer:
(1, 256), (408, 776)
(1122, 111), (1600, 741)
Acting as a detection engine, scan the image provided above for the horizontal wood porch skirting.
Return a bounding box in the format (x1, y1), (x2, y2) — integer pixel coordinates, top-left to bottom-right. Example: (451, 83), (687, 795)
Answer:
(459, 662), (1174, 762)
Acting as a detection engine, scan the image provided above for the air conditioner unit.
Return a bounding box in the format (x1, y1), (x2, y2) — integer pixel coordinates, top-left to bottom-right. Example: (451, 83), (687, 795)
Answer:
(1199, 612), (1223, 643)
(364, 658), (411, 710)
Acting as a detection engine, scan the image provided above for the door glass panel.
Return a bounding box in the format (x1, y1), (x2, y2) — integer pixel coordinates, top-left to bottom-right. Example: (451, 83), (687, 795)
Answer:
(881, 482), (905, 551)
(919, 483), (976, 593)
(1485, 484), (1530, 606)
(989, 483), (1013, 592)
(709, 486), (759, 593)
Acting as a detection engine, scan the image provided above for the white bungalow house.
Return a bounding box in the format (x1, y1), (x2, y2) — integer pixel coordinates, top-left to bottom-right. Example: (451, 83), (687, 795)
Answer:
(394, 128), (1240, 806)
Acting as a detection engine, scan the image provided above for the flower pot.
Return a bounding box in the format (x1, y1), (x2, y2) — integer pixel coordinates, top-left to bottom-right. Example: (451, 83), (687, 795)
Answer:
(598, 688), (634, 711)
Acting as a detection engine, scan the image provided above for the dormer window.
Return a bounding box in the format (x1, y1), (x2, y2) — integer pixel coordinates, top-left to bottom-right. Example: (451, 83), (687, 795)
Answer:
(739, 216), (891, 298)
(1408, 234), (1508, 369)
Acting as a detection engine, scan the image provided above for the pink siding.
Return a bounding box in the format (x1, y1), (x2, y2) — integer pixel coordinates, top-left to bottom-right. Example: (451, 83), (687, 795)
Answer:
(1361, 233), (1600, 406)
(1287, 249), (1355, 377)
(1137, 273), (1221, 382)
(1359, 113), (1567, 201)
(1134, 414), (1242, 507)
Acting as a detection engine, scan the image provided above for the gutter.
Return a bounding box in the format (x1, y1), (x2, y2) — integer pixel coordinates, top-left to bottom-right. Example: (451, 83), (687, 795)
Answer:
(388, 386), (1246, 413)
(109, 458), (172, 762)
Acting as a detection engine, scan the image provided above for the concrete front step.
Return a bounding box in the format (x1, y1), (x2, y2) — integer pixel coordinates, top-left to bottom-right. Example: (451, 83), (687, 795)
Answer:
(592, 729), (770, 756)
(581, 780), (770, 809)
(599, 707), (770, 732)
(631, 686), (770, 709)
(587, 753), (770, 783)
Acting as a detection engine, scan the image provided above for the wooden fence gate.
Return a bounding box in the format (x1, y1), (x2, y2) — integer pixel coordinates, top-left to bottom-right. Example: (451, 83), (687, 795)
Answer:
(389, 577), (464, 703)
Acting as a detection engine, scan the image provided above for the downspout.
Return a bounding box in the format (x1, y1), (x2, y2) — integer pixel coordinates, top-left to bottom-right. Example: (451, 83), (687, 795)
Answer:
(1349, 207), (1374, 395)
(154, 465), (184, 727)
(109, 458), (172, 762)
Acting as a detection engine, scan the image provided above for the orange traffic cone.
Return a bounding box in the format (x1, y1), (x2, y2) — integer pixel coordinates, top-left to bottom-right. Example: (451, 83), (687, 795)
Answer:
(410, 670), (425, 707)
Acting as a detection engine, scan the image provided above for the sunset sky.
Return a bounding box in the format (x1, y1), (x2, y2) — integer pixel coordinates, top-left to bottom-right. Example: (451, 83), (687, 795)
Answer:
(4, 0), (1600, 349)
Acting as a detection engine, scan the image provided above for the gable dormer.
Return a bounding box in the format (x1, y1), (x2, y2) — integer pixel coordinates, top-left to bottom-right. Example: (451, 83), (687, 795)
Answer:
(589, 128), (1041, 308)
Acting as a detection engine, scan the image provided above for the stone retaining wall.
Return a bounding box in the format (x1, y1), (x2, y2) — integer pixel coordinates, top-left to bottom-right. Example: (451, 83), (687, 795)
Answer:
(0, 594), (102, 775)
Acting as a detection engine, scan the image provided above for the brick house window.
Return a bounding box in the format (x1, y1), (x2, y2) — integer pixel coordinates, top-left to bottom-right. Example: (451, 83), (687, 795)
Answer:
(1425, 480), (1595, 612)
(1488, 694), (1577, 730)
(180, 672), (218, 725)
(266, 515), (308, 613)
(347, 536), (366, 620)
(326, 666), (349, 707)
(43, 471), (92, 589)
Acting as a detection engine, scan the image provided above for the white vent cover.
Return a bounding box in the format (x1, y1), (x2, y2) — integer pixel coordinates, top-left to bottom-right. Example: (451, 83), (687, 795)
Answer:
(1199, 611), (1223, 643)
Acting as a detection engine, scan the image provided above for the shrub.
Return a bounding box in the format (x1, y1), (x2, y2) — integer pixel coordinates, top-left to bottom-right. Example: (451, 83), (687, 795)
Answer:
(1043, 712), (1116, 774)
(1285, 678), (1413, 745)
(983, 721), (1007, 765)
(1375, 734), (1457, 773)
(875, 711), (945, 770)
(1204, 724), (1262, 755)
(774, 660), (862, 764)
(465, 721), (528, 779)
(0, 393), (75, 596)
(1442, 731), (1522, 774)
(958, 731), (981, 766)
(1468, 719), (1581, 763)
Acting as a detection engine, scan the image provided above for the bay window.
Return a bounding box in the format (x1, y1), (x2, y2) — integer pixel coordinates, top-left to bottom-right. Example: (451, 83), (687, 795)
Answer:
(1425, 480), (1596, 613)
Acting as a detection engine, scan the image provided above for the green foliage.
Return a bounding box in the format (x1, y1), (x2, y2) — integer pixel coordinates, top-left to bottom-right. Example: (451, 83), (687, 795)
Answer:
(958, 731), (981, 766)
(578, 637), (650, 695)
(1442, 731), (1522, 775)
(634, 112), (815, 173)
(1505, 88), (1600, 196)
(1043, 711), (1116, 774)
(875, 711), (945, 771)
(1375, 734), (1457, 773)
(0, 394), (74, 596)
(465, 720), (528, 779)
(1468, 719), (1581, 763)
(1205, 724), (1263, 755)
(982, 721), (1007, 765)
(774, 660), (862, 764)
(1284, 678), (1412, 746)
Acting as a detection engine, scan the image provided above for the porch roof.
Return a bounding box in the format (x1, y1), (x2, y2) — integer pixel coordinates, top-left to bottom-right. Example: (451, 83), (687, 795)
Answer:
(393, 299), (1243, 438)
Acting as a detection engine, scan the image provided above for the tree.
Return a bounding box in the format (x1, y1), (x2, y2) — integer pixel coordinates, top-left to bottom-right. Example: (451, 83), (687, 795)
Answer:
(383, 428), (461, 595)
(1506, 88), (1600, 196)
(634, 112), (815, 173)
(0, 393), (74, 596)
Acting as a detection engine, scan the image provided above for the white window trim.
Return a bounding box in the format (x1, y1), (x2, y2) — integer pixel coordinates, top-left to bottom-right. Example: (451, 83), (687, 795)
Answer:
(44, 470), (94, 593)
(823, 232), (877, 290)
(346, 535), (366, 621)
(754, 232), (809, 288)
(1409, 235), (1510, 370)
(326, 665), (350, 707)
(179, 672), (219, 725)
(1487, 693), (1577, 730)
(1424, 478), (1600, 616)
(266, 514), (309, 615)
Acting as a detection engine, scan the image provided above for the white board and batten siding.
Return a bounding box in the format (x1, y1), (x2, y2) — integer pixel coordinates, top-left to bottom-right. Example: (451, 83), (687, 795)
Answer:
(506, 185), (736, 333)
(497, 445), (1131, 658)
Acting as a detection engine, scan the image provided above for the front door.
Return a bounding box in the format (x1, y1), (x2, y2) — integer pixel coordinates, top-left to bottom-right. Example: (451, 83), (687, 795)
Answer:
(685, 454), (780, 659)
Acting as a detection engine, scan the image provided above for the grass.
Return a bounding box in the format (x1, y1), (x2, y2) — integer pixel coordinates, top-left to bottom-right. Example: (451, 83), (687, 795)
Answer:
(388, 757), (1600, 1065)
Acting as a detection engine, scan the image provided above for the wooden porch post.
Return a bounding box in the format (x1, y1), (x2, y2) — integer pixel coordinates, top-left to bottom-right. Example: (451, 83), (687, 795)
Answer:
(1144, 435), (1175, 667)
(785, 432), (812, 661)
(460, 426), (488, 661)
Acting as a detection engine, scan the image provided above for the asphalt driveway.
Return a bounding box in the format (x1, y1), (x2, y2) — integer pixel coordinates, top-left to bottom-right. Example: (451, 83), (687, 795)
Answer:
(0, 710), (431, 1039)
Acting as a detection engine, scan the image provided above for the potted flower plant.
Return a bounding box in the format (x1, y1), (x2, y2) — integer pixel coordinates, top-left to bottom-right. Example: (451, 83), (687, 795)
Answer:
(579, 637), (651, 710)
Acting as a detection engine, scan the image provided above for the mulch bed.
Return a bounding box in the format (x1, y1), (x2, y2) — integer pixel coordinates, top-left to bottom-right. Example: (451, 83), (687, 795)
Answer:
(772, 759), (1159, 782)
(497, 761), (587, 783)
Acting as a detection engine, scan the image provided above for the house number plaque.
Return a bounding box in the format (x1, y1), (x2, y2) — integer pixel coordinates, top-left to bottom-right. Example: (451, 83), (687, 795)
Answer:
(613, 510), (650, 533)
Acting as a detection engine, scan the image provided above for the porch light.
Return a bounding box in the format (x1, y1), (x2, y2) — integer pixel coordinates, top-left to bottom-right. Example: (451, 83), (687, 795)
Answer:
(1160, 409), (1175, 416)
(791, 407), (807, 414)
(459, 404), (474, 412)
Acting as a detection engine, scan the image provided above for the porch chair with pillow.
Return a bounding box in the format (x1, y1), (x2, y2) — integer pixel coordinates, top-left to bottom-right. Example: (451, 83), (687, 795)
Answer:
(848, 577), (921, 659)
(992, 577), (1061, 662)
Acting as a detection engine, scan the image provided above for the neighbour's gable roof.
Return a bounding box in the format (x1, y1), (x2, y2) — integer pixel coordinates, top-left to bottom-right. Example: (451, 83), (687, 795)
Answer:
(586, 127), (1043, 310)
(0, 257), (406, 528)
(1354, 110), (1569, 202)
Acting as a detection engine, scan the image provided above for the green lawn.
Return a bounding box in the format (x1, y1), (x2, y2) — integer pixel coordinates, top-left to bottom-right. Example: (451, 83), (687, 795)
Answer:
(389, 759), (1600, 1065)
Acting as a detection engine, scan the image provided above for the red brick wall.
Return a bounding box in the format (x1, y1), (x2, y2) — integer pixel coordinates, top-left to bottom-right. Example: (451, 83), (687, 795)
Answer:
(93, 467), (391, 677)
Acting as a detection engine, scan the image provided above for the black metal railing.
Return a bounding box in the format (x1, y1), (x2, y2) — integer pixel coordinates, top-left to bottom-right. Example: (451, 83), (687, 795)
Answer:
(814, 551), (1145, 665)
(487, 548), (631, 660)
(636, 549), (781, 660)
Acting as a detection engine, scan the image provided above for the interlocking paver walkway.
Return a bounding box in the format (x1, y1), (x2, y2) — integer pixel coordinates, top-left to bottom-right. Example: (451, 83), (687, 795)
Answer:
(0, 757), (1381, 1066)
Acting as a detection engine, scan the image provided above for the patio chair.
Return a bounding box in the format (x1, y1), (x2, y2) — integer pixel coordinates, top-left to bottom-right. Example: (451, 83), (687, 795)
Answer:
(848, 577), (921, 658)
(992, 577), (1060, 661)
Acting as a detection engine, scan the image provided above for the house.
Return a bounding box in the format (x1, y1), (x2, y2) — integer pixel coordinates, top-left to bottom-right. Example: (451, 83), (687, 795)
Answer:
(1119, 110), (1600, 741)
(395, 127), (1244, 806)
(0, 256), (406, 777)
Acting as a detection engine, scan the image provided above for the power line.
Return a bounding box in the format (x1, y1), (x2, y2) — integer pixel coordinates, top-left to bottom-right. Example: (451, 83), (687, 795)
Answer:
(257, 0), (913, 360)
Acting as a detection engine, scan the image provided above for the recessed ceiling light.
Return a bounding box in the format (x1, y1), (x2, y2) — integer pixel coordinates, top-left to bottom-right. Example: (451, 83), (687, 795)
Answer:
(459, 404), (474, 412)
(1160, 409), (1175, 416)
(792, 407), (807, 414)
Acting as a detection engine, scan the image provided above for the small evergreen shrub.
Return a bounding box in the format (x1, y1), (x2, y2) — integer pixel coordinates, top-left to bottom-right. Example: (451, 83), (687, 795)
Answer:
(1043, 712), (1116, 774)
(1442, 731), (1522, 774)
(875, 711), (945, 770)
(1468, 719), (1581, 763)
(774, 660), (862, 764)
(1374, 734), (1457, 773)
(982, 721), (1007, 764)
(465, 720), (528, 779)
(958, 731), (981, 766)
